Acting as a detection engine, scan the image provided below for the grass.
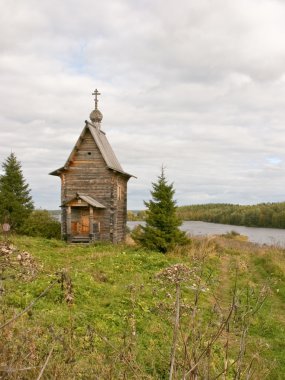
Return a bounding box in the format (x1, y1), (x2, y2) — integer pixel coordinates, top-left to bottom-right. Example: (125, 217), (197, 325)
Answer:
(1, 234), (285, 379)
(222, 230), (249, 241)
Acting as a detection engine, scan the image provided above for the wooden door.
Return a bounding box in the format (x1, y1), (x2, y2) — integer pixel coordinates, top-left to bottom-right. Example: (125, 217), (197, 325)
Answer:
(80, 214), (90, 235)
(71, 221), (79, 235)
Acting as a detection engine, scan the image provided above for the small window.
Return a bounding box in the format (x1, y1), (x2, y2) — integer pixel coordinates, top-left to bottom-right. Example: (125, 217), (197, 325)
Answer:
(88, 152), (92, 155)
(117, 185), (122, 200)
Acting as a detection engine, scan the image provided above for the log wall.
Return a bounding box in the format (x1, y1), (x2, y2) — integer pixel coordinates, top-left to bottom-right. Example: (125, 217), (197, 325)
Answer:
(60, 129), (128, 242)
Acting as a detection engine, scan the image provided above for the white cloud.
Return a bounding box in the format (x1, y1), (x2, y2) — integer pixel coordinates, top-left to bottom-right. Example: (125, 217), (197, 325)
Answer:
(1, 0), (285, 209)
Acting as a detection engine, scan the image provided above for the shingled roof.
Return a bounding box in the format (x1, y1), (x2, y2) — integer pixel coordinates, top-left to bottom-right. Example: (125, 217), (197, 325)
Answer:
(62, 193), (106, 208)
(50, 121), (134, 178)
(87, 121), (124, 173)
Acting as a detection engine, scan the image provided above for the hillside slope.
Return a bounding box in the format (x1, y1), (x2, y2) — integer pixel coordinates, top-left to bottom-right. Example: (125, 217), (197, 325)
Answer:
(1, 235), (284, 379)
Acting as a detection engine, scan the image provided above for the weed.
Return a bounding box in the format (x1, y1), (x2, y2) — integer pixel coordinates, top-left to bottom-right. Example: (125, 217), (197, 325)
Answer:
(0, 235), (284, 379)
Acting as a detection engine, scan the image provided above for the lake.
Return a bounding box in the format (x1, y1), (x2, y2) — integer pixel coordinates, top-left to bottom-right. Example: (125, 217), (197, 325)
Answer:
(127, 221), (285, 247)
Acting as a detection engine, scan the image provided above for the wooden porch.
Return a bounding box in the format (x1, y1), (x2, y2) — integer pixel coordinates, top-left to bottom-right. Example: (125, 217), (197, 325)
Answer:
(63, 193), (105, 243)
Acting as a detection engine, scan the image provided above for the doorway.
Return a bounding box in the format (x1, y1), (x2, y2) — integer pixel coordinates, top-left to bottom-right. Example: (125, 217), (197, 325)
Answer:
(71, 208), (90, 235)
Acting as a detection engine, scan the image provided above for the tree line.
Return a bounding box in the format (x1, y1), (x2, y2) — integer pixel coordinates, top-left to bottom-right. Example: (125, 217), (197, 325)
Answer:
(129, 202), (285, 229)
(176, 202), (285, 228)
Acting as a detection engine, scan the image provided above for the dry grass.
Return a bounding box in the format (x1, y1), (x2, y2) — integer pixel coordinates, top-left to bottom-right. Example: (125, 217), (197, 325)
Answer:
(0, 234), (284, 379)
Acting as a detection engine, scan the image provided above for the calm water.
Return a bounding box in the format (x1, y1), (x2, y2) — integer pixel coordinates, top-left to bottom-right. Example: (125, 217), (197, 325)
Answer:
(127, 221), (285, 247)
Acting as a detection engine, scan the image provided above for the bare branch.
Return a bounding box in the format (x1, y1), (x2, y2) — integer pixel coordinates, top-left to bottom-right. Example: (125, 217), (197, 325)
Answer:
(0, 366), (40, 373)
(36, 346), (54, 380)
(0, 279), (58, 330)
(169, 283), (181, 380)
(184, 290), (236, 378)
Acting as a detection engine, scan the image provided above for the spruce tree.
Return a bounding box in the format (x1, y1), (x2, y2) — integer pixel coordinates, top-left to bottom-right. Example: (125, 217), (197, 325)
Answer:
(0, 153), (34, 230)
(134, 168), (188, 253)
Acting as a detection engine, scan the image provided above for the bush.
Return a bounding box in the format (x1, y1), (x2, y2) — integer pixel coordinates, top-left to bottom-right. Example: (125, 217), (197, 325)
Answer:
(19, 210), (61, 239)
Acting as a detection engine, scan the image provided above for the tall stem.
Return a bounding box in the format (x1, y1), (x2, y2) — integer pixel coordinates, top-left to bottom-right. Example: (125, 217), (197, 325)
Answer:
(169, 283), (181, 380)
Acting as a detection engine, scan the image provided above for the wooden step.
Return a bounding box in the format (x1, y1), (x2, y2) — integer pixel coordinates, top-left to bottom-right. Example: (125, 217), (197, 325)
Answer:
(71, 236), (91, 243)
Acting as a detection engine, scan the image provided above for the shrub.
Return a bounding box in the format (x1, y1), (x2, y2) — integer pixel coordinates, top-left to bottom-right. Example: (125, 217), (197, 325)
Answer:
(20, 210), (61, 239)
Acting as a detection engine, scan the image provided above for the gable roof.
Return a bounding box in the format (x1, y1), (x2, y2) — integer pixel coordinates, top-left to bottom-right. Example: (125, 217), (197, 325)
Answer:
(88, 121), (123, 173)
(50, 121), (135, 178)
(62, 193), (106, 208)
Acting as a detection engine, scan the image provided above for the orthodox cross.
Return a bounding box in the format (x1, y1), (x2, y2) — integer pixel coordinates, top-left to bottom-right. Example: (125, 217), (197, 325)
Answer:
(92, 89), (101, 110)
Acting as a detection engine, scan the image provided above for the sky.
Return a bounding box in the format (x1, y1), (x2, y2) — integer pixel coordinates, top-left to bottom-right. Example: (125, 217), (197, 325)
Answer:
(1, 0), (285, 210)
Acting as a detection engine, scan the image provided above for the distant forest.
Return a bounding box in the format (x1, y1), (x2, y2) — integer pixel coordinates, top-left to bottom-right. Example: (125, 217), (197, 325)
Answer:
(177, 202), (285, 229)
(128, 202), (285, 229)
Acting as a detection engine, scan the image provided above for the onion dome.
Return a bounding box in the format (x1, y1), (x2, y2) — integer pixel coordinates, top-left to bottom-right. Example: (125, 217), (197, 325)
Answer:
(90, 89), (103, 124)
(90, 108), (103, 123)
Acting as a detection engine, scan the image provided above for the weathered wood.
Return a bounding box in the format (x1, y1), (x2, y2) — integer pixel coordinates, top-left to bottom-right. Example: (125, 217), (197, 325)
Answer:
(51, 119), (132, 243)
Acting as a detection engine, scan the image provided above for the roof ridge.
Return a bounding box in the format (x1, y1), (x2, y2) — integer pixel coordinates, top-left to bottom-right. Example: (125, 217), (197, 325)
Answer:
(50, 121), (135, 179)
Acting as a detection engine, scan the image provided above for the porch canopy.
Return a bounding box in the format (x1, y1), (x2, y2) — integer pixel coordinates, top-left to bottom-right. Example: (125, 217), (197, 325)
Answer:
(62, 193), (105, 240)
(62, 193), (106, 209)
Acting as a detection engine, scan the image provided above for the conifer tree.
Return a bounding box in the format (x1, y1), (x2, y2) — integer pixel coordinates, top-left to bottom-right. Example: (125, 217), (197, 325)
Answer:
(133, 168), (188, 253)
(0, 153), (34, 230)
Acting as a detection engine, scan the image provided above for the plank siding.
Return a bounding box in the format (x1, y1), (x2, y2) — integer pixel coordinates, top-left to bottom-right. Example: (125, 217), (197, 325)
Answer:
(51, 122), (132, 243)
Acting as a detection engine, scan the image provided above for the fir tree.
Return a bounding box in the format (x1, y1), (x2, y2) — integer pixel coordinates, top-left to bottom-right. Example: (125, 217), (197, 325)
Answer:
(0, 153), (34, 230)
(133, 168), (188, 253)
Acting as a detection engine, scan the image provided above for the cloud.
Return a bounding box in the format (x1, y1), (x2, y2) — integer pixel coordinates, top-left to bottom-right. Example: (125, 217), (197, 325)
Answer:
(1, 0), (285, 209)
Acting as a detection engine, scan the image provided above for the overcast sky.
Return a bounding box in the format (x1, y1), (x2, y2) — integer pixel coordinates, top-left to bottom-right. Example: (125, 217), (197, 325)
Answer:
(1, 0), (285, 210)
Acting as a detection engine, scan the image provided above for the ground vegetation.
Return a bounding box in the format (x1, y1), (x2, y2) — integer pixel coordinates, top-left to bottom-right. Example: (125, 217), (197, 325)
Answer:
(0, 234), (284, 379)
(20, 209), (61, 239)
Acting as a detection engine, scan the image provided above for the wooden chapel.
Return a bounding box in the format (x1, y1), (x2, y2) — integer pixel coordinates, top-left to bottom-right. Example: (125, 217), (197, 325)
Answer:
(50, 90), (134, 243)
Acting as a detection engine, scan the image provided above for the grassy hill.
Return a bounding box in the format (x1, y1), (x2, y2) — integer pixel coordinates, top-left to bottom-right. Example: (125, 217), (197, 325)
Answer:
(1, 234), (285, 379)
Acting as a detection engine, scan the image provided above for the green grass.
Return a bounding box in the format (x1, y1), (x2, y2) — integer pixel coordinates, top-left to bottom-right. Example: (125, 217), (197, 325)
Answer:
(1, 235), (285, 379)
